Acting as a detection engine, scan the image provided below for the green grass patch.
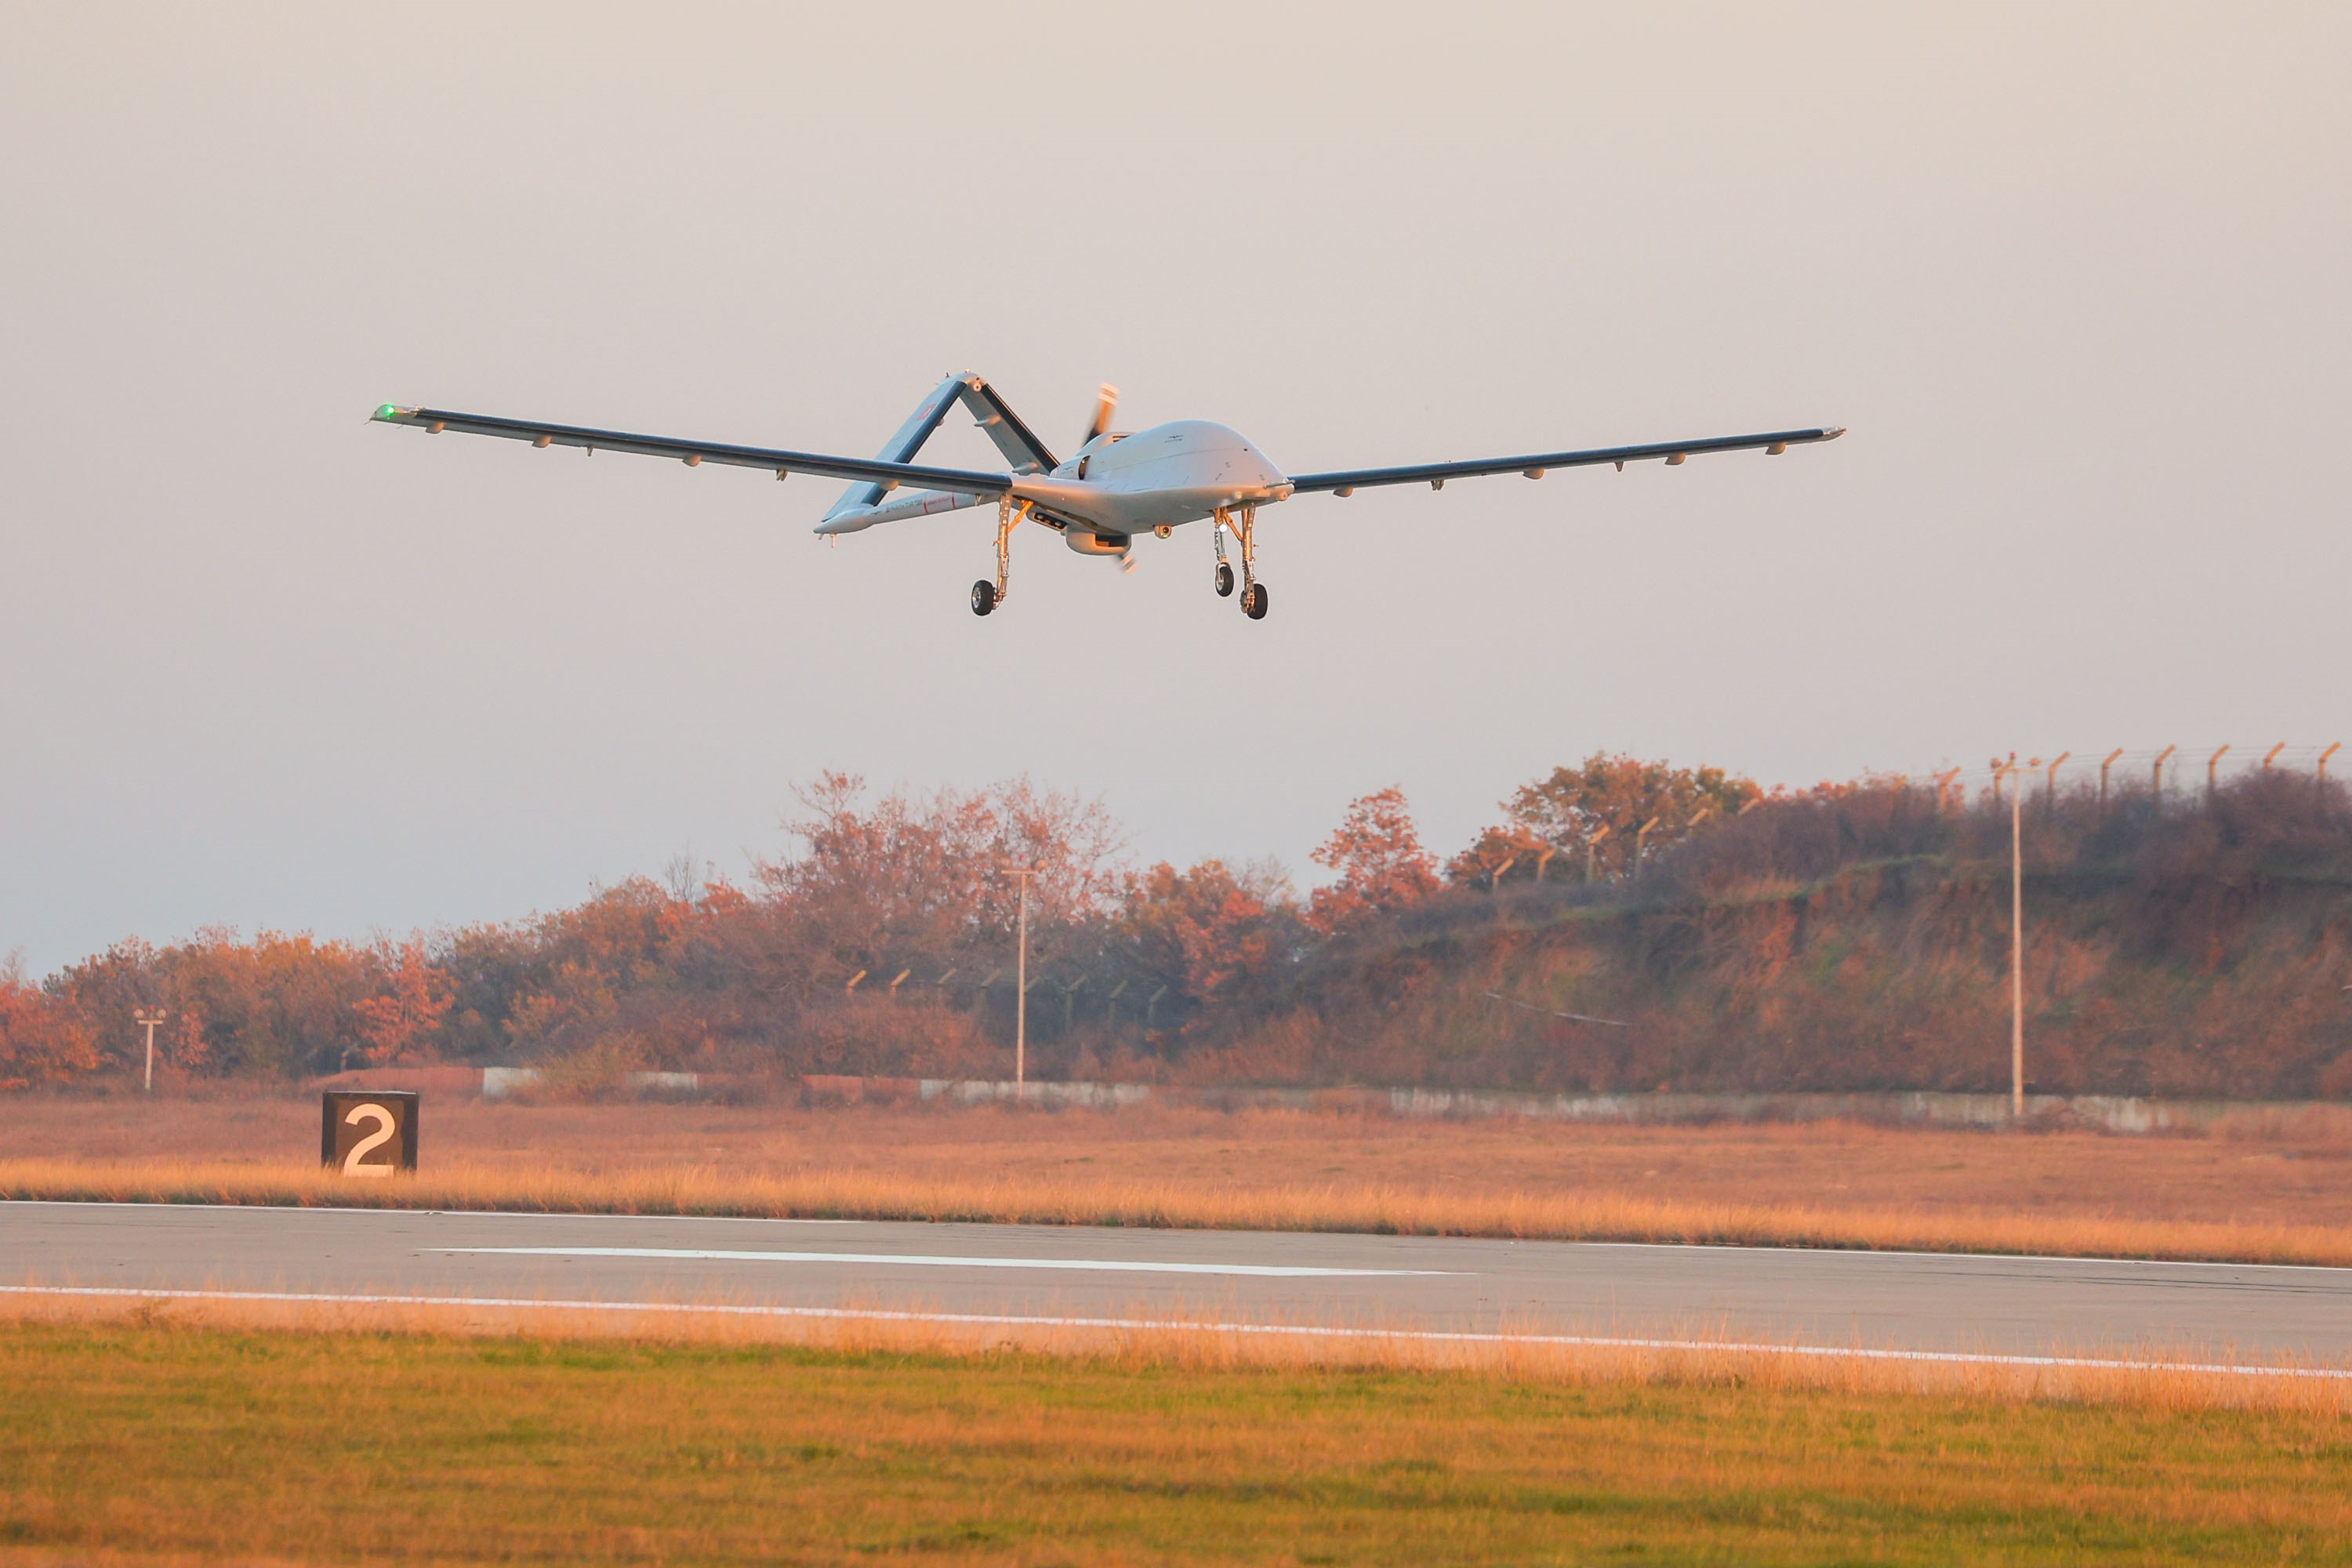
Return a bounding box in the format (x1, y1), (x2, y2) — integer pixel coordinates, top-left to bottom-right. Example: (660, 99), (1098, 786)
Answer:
(4, 1323), (2351, 1564)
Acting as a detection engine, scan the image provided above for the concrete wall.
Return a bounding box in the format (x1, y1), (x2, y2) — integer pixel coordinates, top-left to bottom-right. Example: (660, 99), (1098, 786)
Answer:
(312, 1065), (2348, 1134)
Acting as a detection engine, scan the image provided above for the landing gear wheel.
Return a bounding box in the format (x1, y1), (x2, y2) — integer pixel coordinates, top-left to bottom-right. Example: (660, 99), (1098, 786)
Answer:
(971, 579), (997, 616)
(1214, 561), (1236, 597)
(1241, 581), (1269, 620)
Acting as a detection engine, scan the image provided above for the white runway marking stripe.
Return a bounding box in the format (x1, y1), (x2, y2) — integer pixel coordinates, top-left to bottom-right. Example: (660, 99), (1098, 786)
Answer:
(428, 1246), (1458, 1278)
(2, 1284), (2343, 1380)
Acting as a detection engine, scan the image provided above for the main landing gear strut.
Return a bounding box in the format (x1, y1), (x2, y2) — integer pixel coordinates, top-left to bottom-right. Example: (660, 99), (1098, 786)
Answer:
(1214, 506), (1269, 620)
(971, 495), (1018, 615)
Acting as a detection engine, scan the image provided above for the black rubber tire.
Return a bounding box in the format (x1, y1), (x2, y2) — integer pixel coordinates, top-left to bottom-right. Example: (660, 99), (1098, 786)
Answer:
(1242, 581), (1269, 620)
(1214, 561), (1236, 597)
(971, 579), (996, 616)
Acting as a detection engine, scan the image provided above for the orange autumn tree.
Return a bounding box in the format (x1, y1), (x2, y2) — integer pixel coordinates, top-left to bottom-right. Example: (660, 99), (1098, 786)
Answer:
(1119, 860), (1287, 1024)
(1451, 753), (1762, 885)
(1305, 788), (1441, 935)
(0, 970), (99, 1090)
(351, 938), (456, 1065)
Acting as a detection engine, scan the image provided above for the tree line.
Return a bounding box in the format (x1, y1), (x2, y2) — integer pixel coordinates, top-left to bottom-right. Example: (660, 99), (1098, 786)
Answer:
(7, 757), (2351, 1098)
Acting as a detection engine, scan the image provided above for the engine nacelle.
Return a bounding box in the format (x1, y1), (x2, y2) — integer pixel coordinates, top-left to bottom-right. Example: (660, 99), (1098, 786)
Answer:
(1063, 527), (1131, 558)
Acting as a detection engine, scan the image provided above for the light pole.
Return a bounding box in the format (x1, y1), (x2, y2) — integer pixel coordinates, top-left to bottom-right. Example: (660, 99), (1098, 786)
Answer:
(133, 1008), (168, 1093)
(1002, 865), (1036, 1091)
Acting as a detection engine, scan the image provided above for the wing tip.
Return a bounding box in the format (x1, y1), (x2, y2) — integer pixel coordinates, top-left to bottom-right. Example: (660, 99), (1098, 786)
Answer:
(371, 403), (414, 423)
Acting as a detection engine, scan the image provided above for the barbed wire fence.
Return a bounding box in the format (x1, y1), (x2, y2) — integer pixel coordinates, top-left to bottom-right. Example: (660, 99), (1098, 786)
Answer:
(1896, 742), (2344, 813)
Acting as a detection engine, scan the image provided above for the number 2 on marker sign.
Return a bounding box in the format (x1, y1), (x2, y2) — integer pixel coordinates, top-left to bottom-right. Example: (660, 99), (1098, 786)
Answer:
(342, 1102), (397, 1176)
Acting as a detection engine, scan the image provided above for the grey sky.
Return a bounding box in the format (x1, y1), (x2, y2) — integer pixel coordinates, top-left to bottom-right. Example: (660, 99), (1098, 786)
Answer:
(4, 3), (2347, 975)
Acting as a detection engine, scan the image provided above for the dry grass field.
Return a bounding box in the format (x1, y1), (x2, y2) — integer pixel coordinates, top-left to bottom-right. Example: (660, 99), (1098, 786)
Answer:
(5, 1093), (2352, 1265)
(3, 1318), (2350, 1566)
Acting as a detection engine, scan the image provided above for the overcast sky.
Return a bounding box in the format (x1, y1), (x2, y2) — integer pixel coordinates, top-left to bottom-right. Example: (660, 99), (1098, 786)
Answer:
(4, 3), (2347, 975)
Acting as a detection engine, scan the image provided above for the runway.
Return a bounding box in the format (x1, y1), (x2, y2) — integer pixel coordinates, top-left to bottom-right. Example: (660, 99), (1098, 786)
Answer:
(7, 1201), (2350, 1368)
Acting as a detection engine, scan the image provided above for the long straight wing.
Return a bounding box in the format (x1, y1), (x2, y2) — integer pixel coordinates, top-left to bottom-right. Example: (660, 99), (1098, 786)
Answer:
(371, 405), (1014, 496)
(1289, 426), (1844, 495)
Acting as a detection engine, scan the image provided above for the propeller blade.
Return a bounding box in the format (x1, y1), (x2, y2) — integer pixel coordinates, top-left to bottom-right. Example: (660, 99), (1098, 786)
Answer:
(1082, 383), (1118, 448)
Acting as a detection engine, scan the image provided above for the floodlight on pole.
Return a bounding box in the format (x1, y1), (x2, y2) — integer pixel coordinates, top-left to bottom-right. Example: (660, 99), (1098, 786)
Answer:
(132, 1008), (168, 1094)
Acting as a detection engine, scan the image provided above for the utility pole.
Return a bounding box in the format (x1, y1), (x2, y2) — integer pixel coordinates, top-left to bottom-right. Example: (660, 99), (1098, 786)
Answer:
(133, 1008), (168, 1094)
(1002, 865), (1036, 1091)
(1998, 756), (2038, 1122)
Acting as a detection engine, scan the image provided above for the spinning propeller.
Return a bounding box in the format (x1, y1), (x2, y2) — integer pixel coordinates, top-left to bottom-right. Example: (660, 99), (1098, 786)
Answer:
(1081, 383), (1118, 448)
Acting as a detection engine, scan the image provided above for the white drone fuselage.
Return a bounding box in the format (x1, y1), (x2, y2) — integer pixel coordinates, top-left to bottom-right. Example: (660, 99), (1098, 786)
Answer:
(815, 419), (1293, 557)
(1029, 422), (1294, 539)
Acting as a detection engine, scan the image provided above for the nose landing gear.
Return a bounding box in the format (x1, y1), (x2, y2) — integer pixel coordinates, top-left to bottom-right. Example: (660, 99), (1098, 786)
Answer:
(1214, 506), (1269, 620)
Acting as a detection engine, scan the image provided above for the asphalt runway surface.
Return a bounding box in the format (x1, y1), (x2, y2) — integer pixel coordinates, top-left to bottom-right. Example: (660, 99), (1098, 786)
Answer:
(7, 1201), (2350, 1367)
